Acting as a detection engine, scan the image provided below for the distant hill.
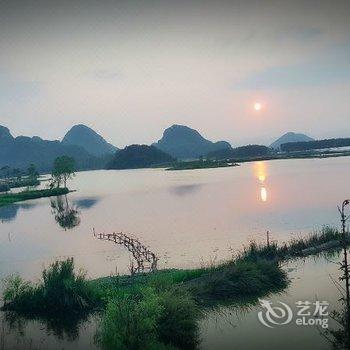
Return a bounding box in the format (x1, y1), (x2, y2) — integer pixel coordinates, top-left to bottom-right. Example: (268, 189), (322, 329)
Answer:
(270, 132), (314, 150)
(153, 124), (231, 159)
(62, 124), (117, 156)
(107, 145), (175, 170)
(0, 125), (107, 171)
(281, 138), (350, 152)
(208, 145), (272, 160)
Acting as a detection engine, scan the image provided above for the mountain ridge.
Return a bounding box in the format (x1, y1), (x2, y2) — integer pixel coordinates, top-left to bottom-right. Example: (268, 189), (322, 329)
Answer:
(62, 124), (117, 156)
(0, 125), (107, 171)
(153, 124), (231, 159)
(270, 132), (314, 150)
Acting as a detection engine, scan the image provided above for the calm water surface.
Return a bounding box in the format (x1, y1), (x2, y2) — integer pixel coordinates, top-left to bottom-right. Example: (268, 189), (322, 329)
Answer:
(1, 157), (348, 280)
(0, 157), (349, 349)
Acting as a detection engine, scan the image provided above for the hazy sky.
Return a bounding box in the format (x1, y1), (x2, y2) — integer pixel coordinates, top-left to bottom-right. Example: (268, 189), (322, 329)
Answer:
(0, 0), (349, 147)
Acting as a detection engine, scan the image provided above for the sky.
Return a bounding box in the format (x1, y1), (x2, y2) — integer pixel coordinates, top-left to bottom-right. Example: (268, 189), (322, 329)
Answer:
(0, 0), (349, 148)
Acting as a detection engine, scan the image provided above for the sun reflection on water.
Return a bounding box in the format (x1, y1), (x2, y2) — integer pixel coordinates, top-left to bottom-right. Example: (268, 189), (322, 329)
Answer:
(254, 161), (268, 202)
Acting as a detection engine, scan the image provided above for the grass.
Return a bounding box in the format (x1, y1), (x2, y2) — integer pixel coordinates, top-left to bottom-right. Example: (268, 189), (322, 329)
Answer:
(239, 226), (343, 262)
(1, 258), (101, 316)
(95, 284), (199, 350)
(0, 187), (69, 207)
(7, 178), (40, 189)
(185, 259), (287, 306)
(166, 160), (238, 171)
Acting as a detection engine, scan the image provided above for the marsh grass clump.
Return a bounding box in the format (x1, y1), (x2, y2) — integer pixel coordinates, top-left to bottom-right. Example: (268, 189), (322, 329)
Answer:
(187, 259), (288, 305)
(96, 282), (200, 350)
(96, 286), (164, 350)
(285, 226), (342, 254)
(2, 258), (101, 316)
(239, 226), (342, 262)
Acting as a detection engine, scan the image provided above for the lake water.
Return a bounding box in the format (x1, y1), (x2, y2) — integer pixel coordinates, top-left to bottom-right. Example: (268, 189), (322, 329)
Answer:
(1, 157), (349, 280)
(0, 156), (349, 349)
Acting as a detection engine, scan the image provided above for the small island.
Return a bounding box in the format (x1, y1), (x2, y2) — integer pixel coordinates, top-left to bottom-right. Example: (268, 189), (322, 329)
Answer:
(0, 156), (75, 207)
(166, 159), (239, 171)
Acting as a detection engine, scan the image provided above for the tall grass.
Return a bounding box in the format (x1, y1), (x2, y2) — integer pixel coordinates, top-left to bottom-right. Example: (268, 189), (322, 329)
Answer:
(240, 226), (342, 262)
(2, 258), (101, 315)
(95, 284), (199, 350)
(186, 259), (288, 305)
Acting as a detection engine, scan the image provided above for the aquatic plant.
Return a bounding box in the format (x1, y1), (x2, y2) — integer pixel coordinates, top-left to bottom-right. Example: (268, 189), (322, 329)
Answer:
(2, 258), (101, 315)
(95, 284), (199, 350)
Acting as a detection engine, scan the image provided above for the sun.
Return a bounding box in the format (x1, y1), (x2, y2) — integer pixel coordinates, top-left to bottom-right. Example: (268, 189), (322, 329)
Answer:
(254, 102), (262, 111)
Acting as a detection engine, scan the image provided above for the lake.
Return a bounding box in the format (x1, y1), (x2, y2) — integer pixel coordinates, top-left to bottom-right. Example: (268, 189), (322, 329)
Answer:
(1, 157), (348, 280)
(0, 156), (349, 349)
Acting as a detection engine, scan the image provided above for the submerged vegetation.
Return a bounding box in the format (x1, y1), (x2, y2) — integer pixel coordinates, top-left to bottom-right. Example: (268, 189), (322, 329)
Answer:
(2, 226), (345, 349)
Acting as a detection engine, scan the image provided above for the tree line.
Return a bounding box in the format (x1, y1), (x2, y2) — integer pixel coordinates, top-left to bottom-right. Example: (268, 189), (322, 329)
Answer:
(281, 138), (350, 152)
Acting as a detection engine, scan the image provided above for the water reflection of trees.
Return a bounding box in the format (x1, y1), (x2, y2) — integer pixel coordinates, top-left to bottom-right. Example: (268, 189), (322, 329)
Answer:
(50, 195), (81, 230)
(0, 203), (37, 223)
(169, 184), (202, 196)
(2, 310), (92, 344)
(73, 197), (100, 210)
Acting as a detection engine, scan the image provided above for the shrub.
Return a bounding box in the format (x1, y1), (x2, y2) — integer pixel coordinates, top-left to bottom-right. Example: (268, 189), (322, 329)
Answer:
(3, 275), (35, 306)
(0, 183), (10, 193)
(158, 288), (200, 349)
(96, 284), (199, 350)
(1, 258), (101, 315)
(96, 287), (164, 350)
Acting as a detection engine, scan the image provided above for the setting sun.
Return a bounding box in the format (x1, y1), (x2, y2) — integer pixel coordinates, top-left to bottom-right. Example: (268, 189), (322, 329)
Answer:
(254, 102), (262, 111)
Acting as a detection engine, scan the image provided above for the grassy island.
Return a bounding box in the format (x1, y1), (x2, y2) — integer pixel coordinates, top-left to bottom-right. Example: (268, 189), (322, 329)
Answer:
(0, 187), (69, 207)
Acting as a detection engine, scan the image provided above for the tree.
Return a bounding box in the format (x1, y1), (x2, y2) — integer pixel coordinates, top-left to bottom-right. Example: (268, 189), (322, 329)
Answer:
(27, 164), (39, 180)
(51, 156), (75, 188)
(0, 166), (10, 179)
(12, 168), (22, 181)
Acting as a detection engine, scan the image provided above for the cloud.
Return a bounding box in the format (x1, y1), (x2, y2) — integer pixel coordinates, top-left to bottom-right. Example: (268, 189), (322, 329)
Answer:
(235, 44), (350, 89)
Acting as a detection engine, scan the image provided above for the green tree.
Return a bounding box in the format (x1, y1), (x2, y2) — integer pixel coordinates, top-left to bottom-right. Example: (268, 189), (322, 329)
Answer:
(51, 156), (75, 188)
(0, 166), (10, 179)
(27, 164), (39, 180)
(12, 168), (22, 181)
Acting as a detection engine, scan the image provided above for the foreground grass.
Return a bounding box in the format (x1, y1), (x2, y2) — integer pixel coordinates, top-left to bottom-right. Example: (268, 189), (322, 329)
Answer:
(0, 187), (69, 207)
(1, 226), (345, 349)
(2, 258), (101, 316)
